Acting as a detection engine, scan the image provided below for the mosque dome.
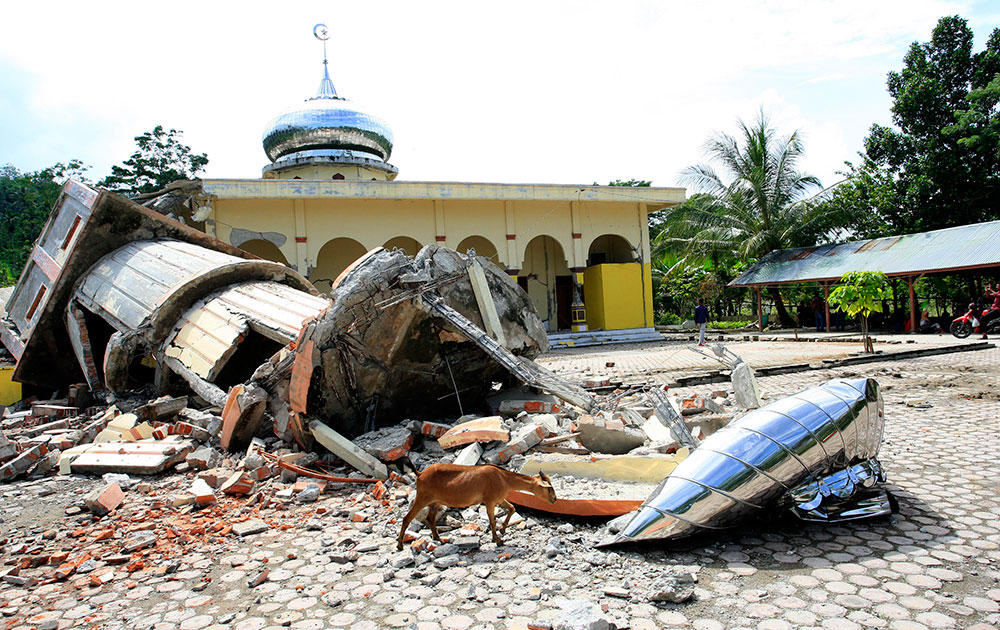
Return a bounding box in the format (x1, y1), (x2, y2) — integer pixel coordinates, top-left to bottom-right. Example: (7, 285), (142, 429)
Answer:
(262, 34), (396, 179)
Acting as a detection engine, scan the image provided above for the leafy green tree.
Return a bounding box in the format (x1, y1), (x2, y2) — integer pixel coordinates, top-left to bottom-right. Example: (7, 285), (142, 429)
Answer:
(0, 161), (87, 284)
(831, 16), (1000, 236)
(655, 111), (843, 327)
(828, 271), (891, 353)
(99, 125), (208, 197)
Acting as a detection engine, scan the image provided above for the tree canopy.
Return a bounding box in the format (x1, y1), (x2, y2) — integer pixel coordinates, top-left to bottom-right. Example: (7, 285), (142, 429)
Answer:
(0, 161), (87, 284)
(831, 15), (1000, 237)
(0, 125), (208, 285)
(99, 125), (208, 197)
(653, 111), (843, 326)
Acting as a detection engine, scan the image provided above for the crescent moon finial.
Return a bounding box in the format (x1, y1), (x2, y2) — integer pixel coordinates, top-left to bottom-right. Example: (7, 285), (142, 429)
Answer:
(313, 24), (330, 41)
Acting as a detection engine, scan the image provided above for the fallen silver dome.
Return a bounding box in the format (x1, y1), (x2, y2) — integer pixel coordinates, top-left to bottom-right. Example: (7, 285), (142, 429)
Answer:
(600, 377), (893, 546)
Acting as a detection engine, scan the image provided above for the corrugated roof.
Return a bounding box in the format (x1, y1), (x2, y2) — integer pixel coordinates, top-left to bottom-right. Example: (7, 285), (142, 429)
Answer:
(729, 220), (1000, 287)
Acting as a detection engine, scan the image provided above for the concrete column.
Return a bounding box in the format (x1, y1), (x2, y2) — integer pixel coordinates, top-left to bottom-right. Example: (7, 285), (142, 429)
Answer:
(434, 200), (447, 248)
(504, 201), (517, 273)
(293, 199), (308, 275)
(638, 202), (651, 327)
(570, 201), (585, 269)
(908, 276), (918, 334)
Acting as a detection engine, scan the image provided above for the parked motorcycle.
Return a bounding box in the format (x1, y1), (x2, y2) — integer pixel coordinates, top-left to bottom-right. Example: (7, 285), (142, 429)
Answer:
(950, 302), (1000, 338)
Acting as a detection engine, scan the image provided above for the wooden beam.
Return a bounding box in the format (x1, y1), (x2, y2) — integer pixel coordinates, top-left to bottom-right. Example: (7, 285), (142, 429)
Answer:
(756, 287), (763, 332)
(823, 282), (831, 333)
(908, 276), (918, 334)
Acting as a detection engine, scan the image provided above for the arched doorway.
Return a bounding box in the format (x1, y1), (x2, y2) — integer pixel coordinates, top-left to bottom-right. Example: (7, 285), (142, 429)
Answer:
(520, 235), (571, 331)
(238, 239), (291, 266)
(588, 234), (635, 265)
(456, 236), (500, 266)
(383, 236), (421, 256)
(311, 238), (368, 294)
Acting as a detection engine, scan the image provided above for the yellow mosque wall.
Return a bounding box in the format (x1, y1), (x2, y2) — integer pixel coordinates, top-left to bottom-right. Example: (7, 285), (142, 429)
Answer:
(203, 179), (683, 331)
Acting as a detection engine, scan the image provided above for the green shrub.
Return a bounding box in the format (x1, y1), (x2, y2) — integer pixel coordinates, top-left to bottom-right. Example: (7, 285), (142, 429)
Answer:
(656, 313), (682, 325)
(708, 320), (753, 330)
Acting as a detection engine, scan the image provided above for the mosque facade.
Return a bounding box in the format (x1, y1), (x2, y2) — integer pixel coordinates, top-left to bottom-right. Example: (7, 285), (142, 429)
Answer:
(195, 29), (685, 334)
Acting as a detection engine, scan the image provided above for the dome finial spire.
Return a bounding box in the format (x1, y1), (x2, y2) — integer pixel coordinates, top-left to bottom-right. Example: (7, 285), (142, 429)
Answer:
(311, 23), (339, 100)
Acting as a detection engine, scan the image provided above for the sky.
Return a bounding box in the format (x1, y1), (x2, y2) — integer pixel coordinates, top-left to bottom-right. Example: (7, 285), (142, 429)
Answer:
(2, 0), (998, 193)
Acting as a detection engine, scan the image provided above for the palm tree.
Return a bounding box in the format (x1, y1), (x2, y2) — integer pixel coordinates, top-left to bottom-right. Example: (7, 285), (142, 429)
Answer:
(655, 111), (840, 327)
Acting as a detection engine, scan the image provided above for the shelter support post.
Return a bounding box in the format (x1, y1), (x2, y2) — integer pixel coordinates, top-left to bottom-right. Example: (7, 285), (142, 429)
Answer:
(908, 276), (918, 335)
(823, 282), (831, 334)
(756, 286), (763, 332)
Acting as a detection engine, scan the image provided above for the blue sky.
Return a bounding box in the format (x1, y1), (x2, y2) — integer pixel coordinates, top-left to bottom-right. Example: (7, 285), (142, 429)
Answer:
(2, 0), (998, 192)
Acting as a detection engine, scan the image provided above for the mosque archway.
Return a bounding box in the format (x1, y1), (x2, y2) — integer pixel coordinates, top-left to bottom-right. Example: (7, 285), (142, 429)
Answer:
(311, 238), (368, 295)
(238, 239), (291, 267)
(588, 234), (635, 265)
(520, 235), (572, 331)
(456, 236), (500, 265)
(383, 236), (421, 256)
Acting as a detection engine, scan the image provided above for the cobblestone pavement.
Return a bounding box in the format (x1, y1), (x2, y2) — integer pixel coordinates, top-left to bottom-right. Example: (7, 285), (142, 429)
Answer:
(1, 346), (998, 630)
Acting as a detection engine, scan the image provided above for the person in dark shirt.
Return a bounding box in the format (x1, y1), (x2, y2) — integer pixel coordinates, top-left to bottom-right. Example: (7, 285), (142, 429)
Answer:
(695, 298), (709, 346)
(811, 295), (825, 331)
(982, 284), (1000, 339)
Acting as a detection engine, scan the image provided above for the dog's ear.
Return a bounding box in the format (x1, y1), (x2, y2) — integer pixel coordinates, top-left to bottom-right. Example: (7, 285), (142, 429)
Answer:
(538, 471), (551, 484)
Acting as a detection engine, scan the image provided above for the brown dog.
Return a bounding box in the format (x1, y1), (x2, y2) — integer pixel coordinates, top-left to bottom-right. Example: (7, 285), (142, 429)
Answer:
(397, 464), (556, 550)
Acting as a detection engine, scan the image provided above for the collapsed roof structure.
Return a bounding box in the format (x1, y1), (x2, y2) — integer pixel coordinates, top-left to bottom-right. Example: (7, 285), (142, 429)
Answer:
(0, 181), (590, 448)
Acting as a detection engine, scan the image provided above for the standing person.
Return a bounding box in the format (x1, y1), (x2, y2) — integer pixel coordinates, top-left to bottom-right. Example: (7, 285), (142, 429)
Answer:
(981, 284), (1000, 339)
(811, 294), (825, 332)
(695, 298), (709, 346)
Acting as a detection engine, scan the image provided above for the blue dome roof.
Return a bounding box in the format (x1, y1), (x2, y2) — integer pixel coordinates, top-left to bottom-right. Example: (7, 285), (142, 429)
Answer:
(262, 66), (394, 165)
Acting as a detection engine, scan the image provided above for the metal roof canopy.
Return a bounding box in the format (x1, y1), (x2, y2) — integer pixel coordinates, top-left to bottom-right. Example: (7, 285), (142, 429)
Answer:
(729, 220), (1000, 287)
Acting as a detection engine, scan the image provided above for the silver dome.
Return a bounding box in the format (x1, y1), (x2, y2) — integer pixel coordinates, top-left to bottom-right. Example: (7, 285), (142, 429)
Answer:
(262, 67), (394, 165)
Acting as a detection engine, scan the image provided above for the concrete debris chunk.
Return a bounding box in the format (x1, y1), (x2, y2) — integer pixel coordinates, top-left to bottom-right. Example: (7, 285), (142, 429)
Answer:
(83, 482), (124, 516)
(134, 396), (188, 421)
(186, 446), (220, 471)
(731, 360), (762, 409)
(438, 416), (509, 449)
(233, 519), (268, 537)
(647, 570), (697, 603)
(552, 599), (612, 630)
(576, 415), (644, 455)
(494, 423), (547, 463)
(354, 425), (415, 462)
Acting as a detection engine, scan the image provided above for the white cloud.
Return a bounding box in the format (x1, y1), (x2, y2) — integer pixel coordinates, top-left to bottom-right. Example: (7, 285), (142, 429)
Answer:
(0, 0), (980, 190)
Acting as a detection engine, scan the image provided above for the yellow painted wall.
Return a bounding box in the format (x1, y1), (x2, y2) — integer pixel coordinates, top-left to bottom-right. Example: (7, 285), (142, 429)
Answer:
(205, 180), (679, 330)
(584, 263), (652, 330)
(0, 365), (22, 405)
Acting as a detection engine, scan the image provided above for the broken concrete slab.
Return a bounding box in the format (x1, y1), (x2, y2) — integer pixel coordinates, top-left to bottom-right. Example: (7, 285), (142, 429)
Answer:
(495, 424), (547, 464)
(0, 431), (14, 462)
(354, 425), (415, 462)
(220, 384), (268, 452)
(219, 471), (254, 496)
(70, 441), (194, 475)
(309, 420), (388, 479)
(438, 416), (509, 449)
(576, 415), (645, 455)
(233, 519), (268, 537)
(0, 443), (48, 481)
(519, 451), (689, 483)
(134, 396), (188, 421)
